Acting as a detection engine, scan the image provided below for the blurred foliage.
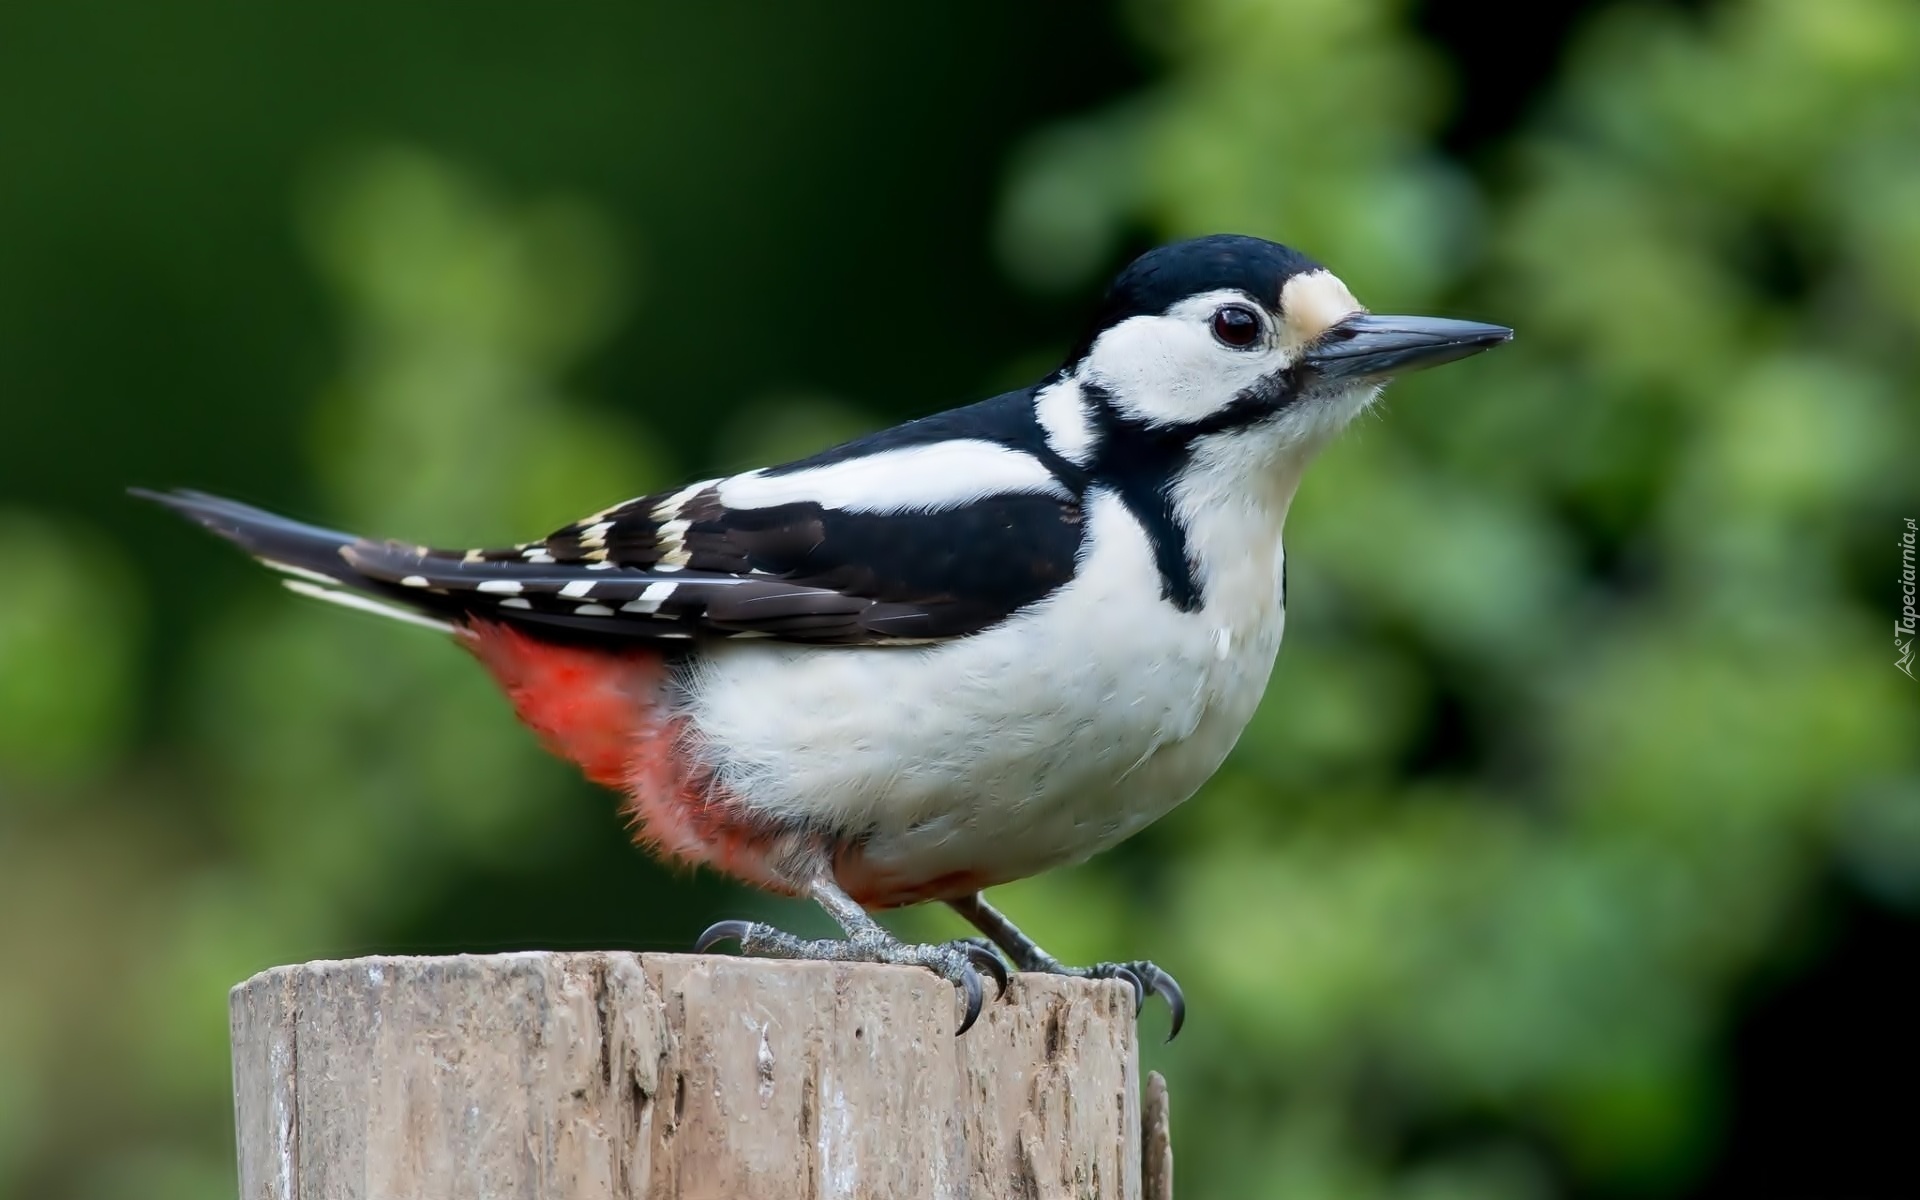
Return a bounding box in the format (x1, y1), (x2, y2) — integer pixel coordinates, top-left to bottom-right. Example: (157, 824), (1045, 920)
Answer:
(996, 0), (1920, 1195)
(2, 2), (1917, 1198)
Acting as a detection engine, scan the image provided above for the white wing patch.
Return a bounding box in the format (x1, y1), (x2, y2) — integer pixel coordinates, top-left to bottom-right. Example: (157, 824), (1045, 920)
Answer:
(715, 440), (1069, 514)
(657, 519), (694, 568)
(621, 580), (678, 614)
(650, 479), (719, 522)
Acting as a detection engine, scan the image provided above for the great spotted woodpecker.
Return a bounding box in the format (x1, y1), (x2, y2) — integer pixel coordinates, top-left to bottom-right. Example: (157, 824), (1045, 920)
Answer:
(138, 235), (1511, 1036)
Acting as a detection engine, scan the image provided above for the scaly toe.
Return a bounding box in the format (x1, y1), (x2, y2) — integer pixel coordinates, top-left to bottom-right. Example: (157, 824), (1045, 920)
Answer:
(910, 942), (995, 1035)
(691, 920), (997, 1035)
(1046, 959), (1186, 1041)
(1101, 964), (1146, 1010)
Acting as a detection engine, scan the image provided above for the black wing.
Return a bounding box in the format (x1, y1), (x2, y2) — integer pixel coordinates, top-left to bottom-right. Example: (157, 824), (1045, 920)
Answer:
(136, 457), (1085, 647)
(138, 389), (1091, 645)
(345, 477), (1086, 644)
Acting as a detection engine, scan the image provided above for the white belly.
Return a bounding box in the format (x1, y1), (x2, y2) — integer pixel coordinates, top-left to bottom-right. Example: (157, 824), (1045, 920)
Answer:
(680, 490), (1289, 889)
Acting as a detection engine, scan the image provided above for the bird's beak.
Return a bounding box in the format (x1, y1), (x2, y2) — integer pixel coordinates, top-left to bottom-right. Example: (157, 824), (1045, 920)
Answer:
(1302, 314), (1513, 380)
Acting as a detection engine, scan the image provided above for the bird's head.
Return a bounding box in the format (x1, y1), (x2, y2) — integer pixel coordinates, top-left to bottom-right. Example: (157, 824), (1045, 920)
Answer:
(1054, 235), (1511, 472)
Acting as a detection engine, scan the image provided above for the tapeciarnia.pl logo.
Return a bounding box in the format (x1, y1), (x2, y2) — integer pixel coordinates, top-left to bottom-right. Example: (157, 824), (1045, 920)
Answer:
(1899, 518), (1917, 680)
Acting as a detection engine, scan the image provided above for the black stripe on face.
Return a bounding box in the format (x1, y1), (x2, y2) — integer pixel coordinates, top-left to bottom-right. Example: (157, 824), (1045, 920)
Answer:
(1080, 370), (1302, 612)
(1083, 393), (1202, 612)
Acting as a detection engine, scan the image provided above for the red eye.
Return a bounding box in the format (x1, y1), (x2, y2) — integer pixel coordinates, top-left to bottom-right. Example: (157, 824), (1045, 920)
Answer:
(1211, 304), (1262, 349)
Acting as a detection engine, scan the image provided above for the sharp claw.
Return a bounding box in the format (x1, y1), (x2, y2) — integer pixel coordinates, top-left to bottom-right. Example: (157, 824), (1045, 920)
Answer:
(955, 965), (985, 1035)
(962, 943), (1010, 994)
(1080, 960), (1184, 1038)
(694, 919), (754, 954)
(1077, 961), (1145, 1009)
(1141, 965), (1186, 1042)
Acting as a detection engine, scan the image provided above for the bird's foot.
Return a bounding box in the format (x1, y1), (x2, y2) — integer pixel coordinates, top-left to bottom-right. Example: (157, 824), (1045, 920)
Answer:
(696, 919), (1009, 1034)
(1025, 957), (1186, 1041)
(945, 893), (1188, 1040)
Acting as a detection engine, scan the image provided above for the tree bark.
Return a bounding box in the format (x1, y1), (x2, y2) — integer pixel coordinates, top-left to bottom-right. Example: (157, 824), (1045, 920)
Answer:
(230, 951), (1146, 1200)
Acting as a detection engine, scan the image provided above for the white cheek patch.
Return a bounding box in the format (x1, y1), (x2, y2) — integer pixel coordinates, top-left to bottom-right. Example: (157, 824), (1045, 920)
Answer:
(1080, 290), (1282, 428)
(1278, 270), (1364, 352)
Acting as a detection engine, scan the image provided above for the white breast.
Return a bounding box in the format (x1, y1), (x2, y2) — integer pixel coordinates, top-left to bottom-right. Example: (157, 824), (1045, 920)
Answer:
(680, 452), (1299, 891)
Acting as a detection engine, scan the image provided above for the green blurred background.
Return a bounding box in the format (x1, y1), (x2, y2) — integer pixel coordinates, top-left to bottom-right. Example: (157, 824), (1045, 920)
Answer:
(3, 1), (1917, 1197)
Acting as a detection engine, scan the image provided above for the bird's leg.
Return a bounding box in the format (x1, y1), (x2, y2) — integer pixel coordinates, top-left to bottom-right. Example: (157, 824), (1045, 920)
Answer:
(696, 874), (1009, 1034)
(947, 891), (1185, 1041)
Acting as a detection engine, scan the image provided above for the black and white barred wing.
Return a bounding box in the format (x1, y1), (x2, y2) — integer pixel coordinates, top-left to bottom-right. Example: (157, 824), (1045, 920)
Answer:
(136, 439), (1085, 645)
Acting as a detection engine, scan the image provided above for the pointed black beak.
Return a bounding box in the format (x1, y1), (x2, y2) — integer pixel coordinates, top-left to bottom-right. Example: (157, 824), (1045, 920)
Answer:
(1303, 314), (1513, 380)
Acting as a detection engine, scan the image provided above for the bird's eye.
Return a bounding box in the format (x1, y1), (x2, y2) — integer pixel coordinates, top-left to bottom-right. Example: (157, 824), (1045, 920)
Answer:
(1210, 304), (1262, 349)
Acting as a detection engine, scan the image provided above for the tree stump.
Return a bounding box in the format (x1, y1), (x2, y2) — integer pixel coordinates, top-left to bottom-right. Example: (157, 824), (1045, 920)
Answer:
(230, 951), (1153, 1199)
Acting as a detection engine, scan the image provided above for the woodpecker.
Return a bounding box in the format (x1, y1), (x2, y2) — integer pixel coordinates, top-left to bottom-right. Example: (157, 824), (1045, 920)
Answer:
(137, 235), (1510, 1036)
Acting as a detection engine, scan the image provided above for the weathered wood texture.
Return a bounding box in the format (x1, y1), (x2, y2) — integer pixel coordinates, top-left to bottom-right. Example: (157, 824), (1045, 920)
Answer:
(231, 952), (1146, 1200)
(1142, 1071), (1173, 1200)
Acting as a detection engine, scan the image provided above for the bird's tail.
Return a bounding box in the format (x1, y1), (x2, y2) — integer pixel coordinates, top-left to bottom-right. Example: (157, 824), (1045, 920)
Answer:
(130, 488), (462, 634)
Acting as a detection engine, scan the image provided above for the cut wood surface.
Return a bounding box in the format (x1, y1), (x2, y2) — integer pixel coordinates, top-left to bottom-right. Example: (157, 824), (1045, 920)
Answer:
(230, 951), (1149, 1200)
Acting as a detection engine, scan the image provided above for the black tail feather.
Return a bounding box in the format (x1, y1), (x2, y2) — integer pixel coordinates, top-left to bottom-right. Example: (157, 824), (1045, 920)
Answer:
(129, 488), (469, 633)
(131, 486), (844, 645)
(130, 487), (371, 586)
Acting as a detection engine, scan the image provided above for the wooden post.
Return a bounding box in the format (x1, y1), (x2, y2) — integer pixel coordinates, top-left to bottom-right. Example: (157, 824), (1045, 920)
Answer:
(230, 951), (1158, 1200)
